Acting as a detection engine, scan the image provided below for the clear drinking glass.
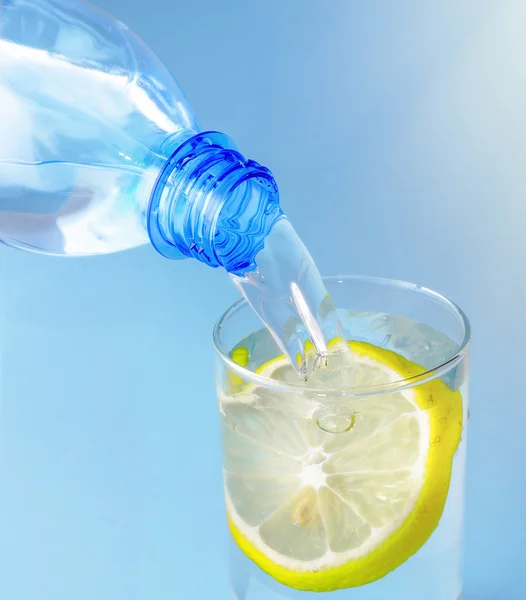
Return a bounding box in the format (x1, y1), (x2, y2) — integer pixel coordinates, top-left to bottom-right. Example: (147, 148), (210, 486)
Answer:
(214, 275), (470, 600)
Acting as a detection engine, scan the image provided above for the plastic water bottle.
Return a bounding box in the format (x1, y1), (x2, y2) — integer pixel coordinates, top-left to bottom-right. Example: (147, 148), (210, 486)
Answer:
(0, 0), (351, 374)
(0, 0), (283, 275)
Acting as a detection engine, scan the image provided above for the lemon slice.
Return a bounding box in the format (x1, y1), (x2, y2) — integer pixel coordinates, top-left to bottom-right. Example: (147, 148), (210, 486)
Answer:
(220, 341), (463, 592)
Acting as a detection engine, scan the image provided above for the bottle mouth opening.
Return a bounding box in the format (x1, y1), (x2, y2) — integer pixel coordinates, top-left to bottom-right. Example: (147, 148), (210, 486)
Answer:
(148, 131), (282, 271)
(212, 169), (282, 275)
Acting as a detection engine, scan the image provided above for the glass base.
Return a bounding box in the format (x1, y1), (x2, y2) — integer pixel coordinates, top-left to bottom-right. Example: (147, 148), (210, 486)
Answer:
(229, 535), (463, 600)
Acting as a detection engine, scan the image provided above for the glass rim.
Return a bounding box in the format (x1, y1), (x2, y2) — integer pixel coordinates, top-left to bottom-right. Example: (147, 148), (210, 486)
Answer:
(213, 275), (471, 397)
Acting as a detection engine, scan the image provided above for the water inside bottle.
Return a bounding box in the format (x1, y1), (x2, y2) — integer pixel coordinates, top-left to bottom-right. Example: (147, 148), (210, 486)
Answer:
(230, 218), (351, 379)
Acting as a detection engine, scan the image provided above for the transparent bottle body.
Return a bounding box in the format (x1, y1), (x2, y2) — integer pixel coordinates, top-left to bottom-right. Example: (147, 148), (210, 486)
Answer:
(0, 0), (199, 255)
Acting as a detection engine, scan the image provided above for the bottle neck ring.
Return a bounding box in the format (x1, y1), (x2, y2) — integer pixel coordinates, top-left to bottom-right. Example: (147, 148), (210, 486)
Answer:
(148, 131), (282, 274)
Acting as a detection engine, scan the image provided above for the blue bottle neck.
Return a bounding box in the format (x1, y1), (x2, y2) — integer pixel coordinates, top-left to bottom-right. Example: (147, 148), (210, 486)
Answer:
(147, 132), (283, 275)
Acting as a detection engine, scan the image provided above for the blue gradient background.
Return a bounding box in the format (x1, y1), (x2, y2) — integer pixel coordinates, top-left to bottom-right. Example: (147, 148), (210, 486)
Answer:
(0, 1), (524, 599)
